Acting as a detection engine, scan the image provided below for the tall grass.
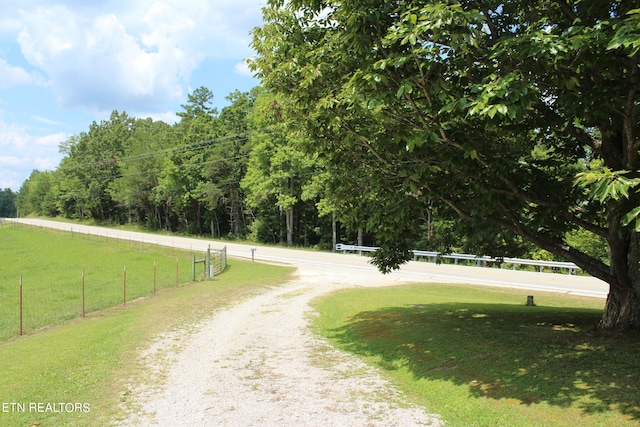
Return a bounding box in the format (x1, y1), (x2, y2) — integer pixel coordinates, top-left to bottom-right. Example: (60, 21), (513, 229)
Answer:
(0, 225), (199, 340)
(312, 283), (640, 427)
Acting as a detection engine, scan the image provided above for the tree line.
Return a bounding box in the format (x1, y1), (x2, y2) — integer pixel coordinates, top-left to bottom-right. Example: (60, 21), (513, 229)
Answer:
(0, 188), (16, 217)
(15, 82), (607, 261)
(16, 87), (330, 248)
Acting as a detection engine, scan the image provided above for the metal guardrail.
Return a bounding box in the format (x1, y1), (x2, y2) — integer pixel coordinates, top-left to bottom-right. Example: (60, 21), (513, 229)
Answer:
(334, 244), (580, 274)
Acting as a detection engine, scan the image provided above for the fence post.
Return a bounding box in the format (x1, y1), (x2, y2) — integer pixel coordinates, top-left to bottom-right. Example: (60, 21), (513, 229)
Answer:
(206, 245), (211, 278)
(82, 269), (85, 318)
(123, 266), (127, 306)
(19, 276), (23, 336)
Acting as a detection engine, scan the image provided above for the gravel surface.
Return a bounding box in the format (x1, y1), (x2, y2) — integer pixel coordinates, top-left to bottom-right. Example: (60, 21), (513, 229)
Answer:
(116, 266), (443, 426)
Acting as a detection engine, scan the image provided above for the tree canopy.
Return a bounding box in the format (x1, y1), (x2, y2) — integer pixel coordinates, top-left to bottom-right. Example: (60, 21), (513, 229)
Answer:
(0, 188), (17, 218)
(251, 1), (640, 330)
(16, 86), (336, 249)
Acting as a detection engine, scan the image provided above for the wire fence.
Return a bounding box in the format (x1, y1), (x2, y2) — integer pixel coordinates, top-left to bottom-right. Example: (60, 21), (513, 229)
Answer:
(0, 223), (228, 341)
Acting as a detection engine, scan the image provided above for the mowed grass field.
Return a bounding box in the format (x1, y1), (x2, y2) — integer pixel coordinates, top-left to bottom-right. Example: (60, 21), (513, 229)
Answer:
(0, 224), (202, 340)
(0, 224), (294, 426)
(312, 284), (640, 427)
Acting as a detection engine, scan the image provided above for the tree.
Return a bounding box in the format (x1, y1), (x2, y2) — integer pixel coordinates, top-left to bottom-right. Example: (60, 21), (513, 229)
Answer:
(242, 90), (322, 246)
(16, 170), (59, 217)
(252, 1), (640, 330)
(209, 89), (257, 238)
(108, 118), (175, 228)
(170, 86), (225, 234)
(56, 111), (134, 222)
(0, 188), (17, 217)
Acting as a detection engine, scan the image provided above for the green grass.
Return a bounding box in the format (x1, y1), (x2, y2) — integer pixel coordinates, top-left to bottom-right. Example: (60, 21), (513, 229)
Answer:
(0, 256), (294, 426)
(0, 225), (216, 340)
(312, 283), (640, 427)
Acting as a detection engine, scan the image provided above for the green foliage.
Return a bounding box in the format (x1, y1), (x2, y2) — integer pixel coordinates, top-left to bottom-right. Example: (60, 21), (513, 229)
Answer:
(109, 119), (176, 227)
(576, 168), (640, 231)
(17, 170), (58, 217)
(608, 8), (640, 56)
(370, 246), (414, 274)
(0, 188), (16, 217)
(55, 111), (134, 222)
(251, 0), (640, 329)
(564, 228), (609, 264)
(242, 90), (324, 246)
(16, 85), (332, 248)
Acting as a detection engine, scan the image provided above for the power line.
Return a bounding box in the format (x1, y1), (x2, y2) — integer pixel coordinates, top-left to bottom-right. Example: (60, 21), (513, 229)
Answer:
(59, 128), (274, 171)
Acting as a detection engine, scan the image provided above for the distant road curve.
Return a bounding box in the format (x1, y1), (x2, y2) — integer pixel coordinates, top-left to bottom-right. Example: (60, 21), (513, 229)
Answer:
(14, 218), (608, 299)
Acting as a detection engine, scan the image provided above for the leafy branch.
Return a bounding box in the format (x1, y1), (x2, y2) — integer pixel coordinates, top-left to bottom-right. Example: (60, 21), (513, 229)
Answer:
(575, 168), (640, 230)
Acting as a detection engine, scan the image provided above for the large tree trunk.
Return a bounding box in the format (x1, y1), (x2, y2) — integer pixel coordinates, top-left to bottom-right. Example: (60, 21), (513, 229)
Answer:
(600, 232), (640, 330)
(599, 288), (640, 330)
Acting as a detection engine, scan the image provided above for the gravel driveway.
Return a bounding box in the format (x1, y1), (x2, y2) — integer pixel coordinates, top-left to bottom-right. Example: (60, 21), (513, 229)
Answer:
(117, 265), (443, 426)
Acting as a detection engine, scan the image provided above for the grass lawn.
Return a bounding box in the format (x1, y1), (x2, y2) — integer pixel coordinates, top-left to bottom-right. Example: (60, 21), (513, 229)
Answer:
(312, 283), (640, 427)
(0, 224), (294, 426)
(0, 225), (209, 340)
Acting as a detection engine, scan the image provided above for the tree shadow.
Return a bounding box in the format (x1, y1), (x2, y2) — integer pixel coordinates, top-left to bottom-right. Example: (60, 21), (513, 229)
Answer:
(328, 303), (640, 419)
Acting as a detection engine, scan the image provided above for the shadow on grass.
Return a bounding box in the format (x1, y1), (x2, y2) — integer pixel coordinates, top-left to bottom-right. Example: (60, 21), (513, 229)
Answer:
(329, 303), (640, 419)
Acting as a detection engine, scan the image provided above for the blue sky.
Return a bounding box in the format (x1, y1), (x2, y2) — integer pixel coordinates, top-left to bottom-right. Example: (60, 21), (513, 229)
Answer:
(0, 0), (265, 190)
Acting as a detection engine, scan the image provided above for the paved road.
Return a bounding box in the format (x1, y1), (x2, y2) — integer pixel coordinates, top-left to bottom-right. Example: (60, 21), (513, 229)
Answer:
(14, 218), (609, 299)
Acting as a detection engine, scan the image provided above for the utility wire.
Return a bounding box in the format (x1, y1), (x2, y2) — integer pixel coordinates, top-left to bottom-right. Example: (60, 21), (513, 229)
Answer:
(59, 128), (275, 171)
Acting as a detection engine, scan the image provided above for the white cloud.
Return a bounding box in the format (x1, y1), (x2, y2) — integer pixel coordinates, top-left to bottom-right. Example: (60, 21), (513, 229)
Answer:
(0, 0), (265, 189)
(34, 132), (67, 147)
(32, 115), (65, 126)
(17, 5), (192, 111)
(234, 60), (254, 77)
(0, 120), (29, 148)
(144, 110), (180, 124)
(0, 58), (43, 89)
(33, 156), (61, 170)
(13, 1), (264, 113)
(0, 156), (21, 166)
(0, 119), (65, 190)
